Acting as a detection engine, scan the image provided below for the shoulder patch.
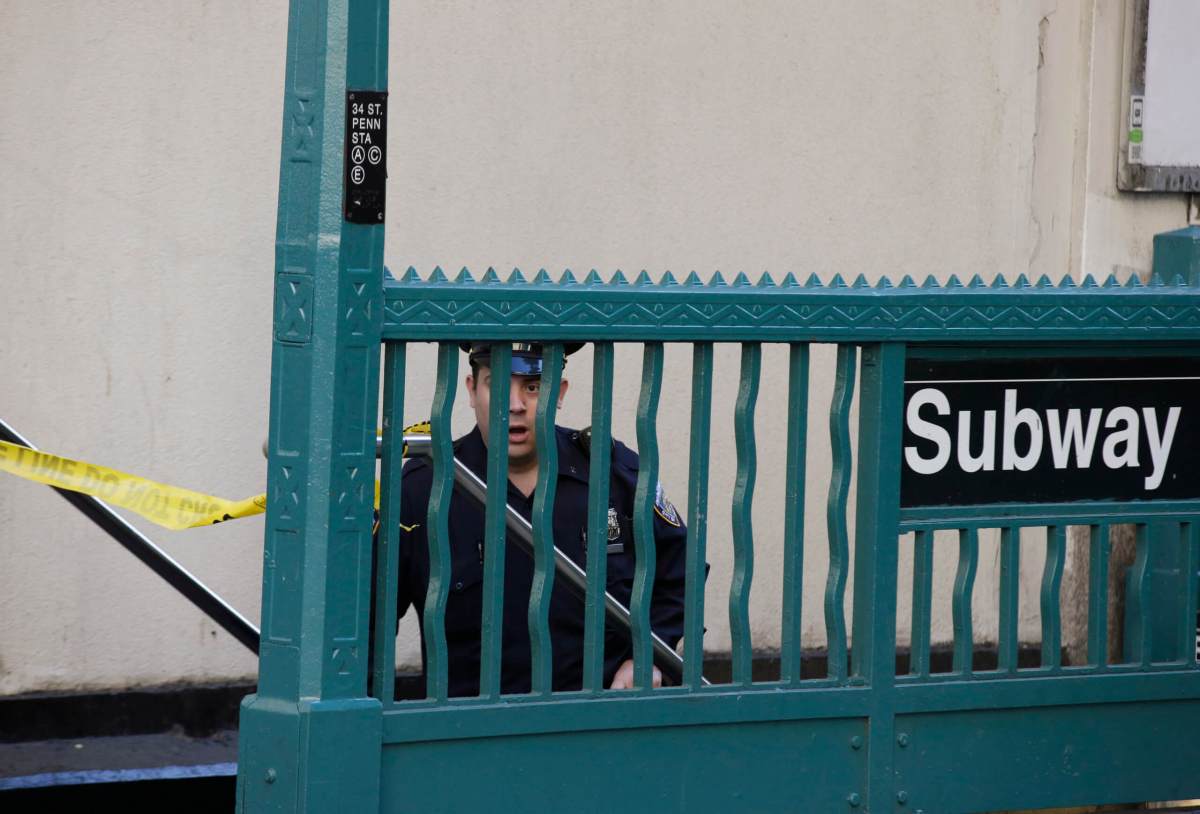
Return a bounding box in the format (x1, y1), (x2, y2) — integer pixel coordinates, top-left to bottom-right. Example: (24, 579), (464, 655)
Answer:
(653, 482), (682, 527)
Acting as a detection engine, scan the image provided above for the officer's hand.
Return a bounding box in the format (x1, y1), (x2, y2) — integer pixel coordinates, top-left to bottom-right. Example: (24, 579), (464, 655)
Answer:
(609, 659), (662, 690)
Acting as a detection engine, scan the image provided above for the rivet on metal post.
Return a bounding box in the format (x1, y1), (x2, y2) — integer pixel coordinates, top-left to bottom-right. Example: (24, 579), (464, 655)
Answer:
(849, 735), (863, 750)
(896, 732), (910, 747)
(264, 769), (277, 784)
(897, 790), (909, 805)
(847, 792), (862, 807)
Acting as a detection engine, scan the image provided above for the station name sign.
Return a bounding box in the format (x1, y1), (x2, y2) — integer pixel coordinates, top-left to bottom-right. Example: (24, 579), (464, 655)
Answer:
(344, 90), (387, 224)
(900, 356), (1200, 508)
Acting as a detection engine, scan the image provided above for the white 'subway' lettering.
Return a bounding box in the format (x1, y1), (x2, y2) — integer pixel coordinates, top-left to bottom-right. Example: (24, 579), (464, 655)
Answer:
(904, 387), (1180, 491)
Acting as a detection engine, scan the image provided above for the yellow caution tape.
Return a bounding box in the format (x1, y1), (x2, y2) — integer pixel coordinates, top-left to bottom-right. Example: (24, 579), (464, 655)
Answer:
(0, 440), (267, 530)
(2, 423), (431, 533)
(400, 420), (431, 456)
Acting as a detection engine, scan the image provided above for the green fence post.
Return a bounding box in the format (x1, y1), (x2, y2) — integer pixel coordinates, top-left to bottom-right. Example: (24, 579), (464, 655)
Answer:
(851, 342), (906, 813)
(1153, 225), (1200, 287)
(237, 1), (389, 811)
(1126, 227), (1200, 664)
(1124, 522), (1190, 664)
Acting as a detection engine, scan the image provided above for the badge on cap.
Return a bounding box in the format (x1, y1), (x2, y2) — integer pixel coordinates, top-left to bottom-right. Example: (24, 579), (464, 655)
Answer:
(654, 482), (682, 527)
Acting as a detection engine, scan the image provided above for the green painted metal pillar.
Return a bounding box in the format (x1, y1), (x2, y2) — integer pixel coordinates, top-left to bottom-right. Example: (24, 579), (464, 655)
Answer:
(1153, 225), (1200, 286)
(851, 343), (906, 813)
(1125, 226), (1200, 664)
(237, 1), (389, 812)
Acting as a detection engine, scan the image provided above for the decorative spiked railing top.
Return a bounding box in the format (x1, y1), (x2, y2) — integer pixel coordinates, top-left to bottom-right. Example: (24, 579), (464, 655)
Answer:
(382, 267), (1200, 342)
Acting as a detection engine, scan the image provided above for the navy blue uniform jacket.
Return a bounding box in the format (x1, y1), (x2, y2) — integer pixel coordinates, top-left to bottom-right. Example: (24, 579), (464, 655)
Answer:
(398, 425), (688, 696)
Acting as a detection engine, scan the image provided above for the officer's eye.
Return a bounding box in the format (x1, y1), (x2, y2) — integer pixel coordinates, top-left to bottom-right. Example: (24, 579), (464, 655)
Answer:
(525, 382), (540, 394)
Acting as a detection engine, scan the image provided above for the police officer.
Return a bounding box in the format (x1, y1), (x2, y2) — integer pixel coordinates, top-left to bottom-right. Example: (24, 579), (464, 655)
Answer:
(397, 342), (688, 696)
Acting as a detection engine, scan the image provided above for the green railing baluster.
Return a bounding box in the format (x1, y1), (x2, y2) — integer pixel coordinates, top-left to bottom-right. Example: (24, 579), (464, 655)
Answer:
(583, 342), (615, 693)
(1181, 522), (1199, 666)
(1087, 523), (1110, 669)
(730, 342), (761, 686)
(528, 343), (564, 695)
(1041, 525), (1066, 669)
(998, 526), (1020, 673)
(910, 530), (934, 677)
(632, 342), (664, 690)
(1128, 524), (1153, 666)
(684, 342), (714, 690)
(479, 344), (511, 699)
(825, 344), (856, 682)
(371, 343), (406, 705)
(424, 343), (458, 701)
(780, 343), (810, 685)
(952, 528), (979, 674)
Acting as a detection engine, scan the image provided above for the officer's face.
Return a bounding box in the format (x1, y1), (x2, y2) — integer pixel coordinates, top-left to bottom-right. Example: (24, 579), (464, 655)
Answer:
(466, 365), (569, 467)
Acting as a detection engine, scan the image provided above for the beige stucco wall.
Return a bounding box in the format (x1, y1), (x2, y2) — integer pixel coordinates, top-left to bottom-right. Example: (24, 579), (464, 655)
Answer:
(0, 1), (1191, 695)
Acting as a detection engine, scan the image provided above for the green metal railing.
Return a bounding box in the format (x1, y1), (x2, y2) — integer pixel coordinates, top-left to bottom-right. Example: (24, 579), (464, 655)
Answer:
(237, 1), (1200, 811)
(250, 277), (1200, 812)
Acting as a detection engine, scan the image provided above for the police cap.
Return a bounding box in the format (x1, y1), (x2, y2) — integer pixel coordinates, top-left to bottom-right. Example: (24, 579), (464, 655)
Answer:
(462, 342), (584, 377)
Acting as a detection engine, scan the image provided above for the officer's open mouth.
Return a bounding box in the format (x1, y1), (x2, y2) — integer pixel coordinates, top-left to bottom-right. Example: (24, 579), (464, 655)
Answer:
(508, 425), (529, 443)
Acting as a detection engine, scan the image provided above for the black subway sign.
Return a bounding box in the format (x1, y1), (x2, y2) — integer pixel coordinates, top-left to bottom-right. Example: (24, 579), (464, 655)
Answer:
(900, 356), (1200, 507)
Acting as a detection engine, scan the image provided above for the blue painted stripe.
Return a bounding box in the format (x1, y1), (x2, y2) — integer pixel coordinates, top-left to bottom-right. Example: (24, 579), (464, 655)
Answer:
(0, 761), (237, 790)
